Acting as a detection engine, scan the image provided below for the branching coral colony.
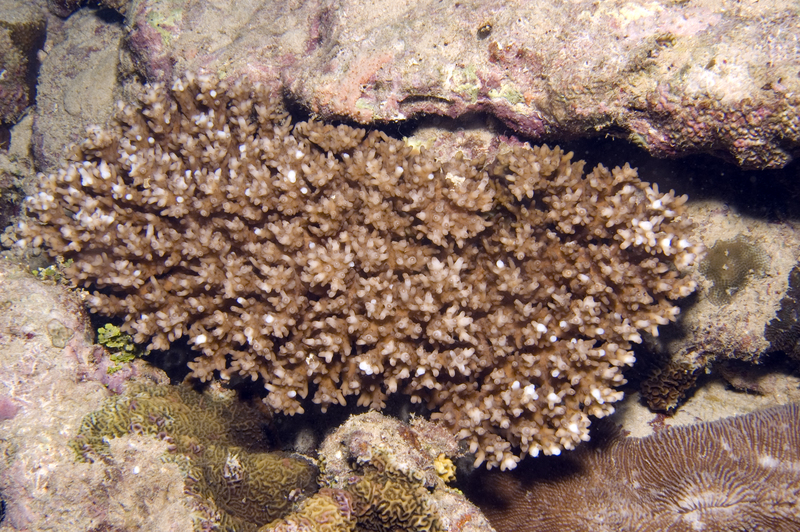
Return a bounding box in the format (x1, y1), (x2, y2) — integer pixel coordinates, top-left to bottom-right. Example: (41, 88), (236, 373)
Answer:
(20, 72), (699, 469)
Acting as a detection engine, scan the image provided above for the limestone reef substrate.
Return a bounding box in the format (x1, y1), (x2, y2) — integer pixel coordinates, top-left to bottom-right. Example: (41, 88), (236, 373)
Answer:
(20, 71), (699, 469)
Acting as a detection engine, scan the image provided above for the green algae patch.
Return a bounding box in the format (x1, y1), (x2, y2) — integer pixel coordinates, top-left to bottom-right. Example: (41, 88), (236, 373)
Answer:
(97, 323), (148, 373)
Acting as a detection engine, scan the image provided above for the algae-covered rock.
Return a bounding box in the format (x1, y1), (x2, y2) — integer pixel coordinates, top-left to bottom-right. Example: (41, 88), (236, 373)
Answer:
(0, 259), (318, 532)
(639, 200), (800, 412)
(125, 0), (800, 169)
(0, 258), (181, 530)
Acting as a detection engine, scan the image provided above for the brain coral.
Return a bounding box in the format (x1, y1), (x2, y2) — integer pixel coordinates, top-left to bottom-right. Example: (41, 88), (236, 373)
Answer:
(473, 403), (800, 532)
(72, 383), (318, 530)
(295, 411), (493, 532)
(20, 72), (698, 469)
(264, 488), (358, 532)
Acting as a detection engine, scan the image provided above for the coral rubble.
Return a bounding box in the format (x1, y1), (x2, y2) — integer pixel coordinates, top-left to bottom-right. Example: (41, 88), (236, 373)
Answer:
(20, 72), (698, 469)
(473, 403), (800, 532)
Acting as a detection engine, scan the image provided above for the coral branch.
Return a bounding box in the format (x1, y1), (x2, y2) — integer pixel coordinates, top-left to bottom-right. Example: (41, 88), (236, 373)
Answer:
(20, 72), (699, 469)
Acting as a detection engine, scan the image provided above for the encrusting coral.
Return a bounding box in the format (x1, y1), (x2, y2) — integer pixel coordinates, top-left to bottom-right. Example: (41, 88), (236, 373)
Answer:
(19, 71), (699, 469)
(699, 234), (767, 305)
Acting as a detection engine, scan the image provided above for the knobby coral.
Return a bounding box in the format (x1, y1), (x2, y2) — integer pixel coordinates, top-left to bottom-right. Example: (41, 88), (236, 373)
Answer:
(20, 72), (698, 469)
(473, 403), (800, 532)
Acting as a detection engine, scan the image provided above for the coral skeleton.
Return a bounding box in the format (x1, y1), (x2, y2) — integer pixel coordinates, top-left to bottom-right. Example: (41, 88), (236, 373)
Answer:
(20, 72), (699, 469)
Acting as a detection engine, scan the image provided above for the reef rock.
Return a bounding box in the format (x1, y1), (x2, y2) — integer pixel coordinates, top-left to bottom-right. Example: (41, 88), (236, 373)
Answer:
(641, 200), (800, 411)
(32, 7), (123, 173)
(0, 258), (191, 531)
(72, 382), (319, 531)
(122, 0), (800, 169)
(0, 256), (318, 531)
(0, 0), (46, 125)
(46, 0), (131, 18)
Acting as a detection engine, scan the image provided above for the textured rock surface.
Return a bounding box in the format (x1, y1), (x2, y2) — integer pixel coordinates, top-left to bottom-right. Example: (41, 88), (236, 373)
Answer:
(0, 0), (46, 125)
(0, 115), (34, 239)
(123, 0), (800, 169)
(766, 265), (800, 361)
(640, 200), (800, 411)
(0, 257), (322, 532)
(0, 259), (195, 531)
(46, 0), (130, 18)
(31, 7), (123, 172)
(72, 383), (319, 531)
(616, 370), (800, 439)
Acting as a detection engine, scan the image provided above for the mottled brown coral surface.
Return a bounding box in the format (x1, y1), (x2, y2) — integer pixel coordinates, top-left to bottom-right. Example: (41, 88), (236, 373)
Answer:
(20, 72), (698, 469)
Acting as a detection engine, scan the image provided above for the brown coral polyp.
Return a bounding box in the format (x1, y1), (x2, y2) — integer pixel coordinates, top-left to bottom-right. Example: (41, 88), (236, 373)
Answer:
(20, 71), (699, 469)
